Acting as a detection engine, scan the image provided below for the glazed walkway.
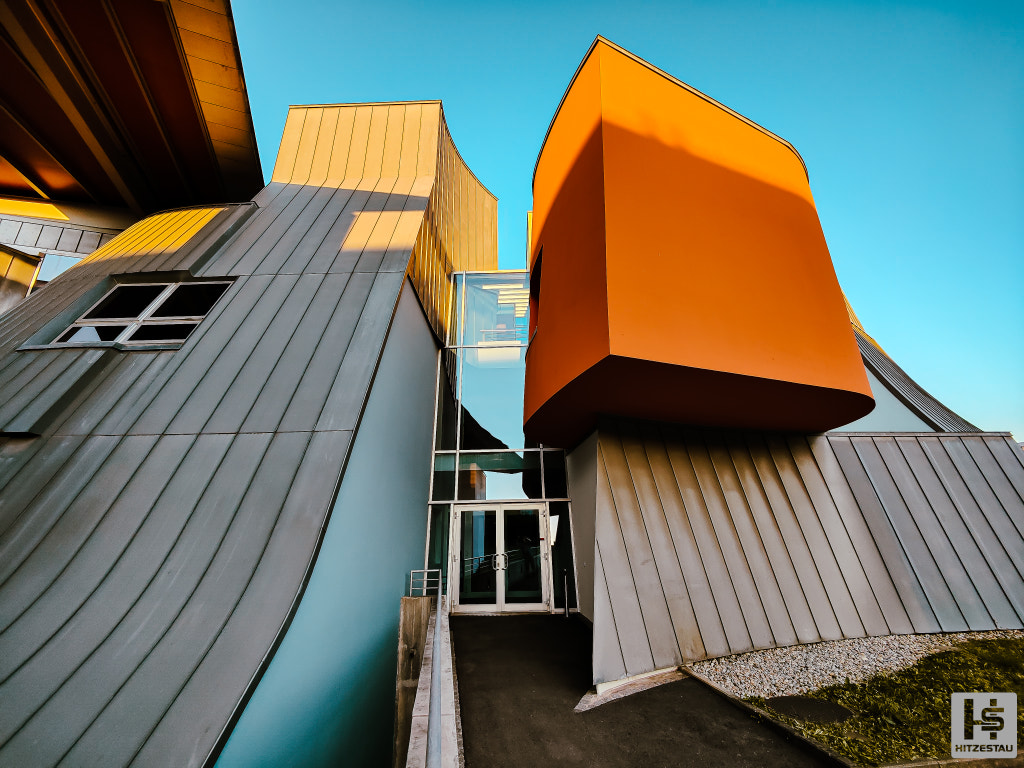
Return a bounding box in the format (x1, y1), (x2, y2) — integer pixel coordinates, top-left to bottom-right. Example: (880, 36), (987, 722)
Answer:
(451, 615), (835, 768)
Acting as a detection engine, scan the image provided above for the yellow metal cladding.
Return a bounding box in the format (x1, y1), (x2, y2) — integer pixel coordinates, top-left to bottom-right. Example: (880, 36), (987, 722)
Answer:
(272, 101), (497, 343)
(79, 207), (224, 264)
(408, 111), (498, 342)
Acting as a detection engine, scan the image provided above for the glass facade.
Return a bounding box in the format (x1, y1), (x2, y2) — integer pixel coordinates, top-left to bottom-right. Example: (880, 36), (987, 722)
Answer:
(425, 271), (575, 609)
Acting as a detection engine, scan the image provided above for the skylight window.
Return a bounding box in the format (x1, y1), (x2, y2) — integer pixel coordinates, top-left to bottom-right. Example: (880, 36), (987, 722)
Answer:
(55, 280), (230, 346)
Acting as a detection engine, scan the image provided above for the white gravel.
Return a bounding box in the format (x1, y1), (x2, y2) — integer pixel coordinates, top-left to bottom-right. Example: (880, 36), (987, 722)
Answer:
(689, 630), (1024, 699)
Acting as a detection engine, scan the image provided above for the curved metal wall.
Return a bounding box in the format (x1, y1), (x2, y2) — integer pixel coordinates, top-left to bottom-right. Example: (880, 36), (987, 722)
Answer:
(568, 419), (1024, 684)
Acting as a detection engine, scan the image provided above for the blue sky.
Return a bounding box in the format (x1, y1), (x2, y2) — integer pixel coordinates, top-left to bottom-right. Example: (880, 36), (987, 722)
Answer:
(232, 0), (1022, 439)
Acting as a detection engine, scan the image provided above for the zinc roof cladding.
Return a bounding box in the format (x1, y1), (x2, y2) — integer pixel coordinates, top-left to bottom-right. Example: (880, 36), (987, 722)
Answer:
(587, 421), (1024, 684)
(532, 36), (809, 189)
(0, 100), (488, 767)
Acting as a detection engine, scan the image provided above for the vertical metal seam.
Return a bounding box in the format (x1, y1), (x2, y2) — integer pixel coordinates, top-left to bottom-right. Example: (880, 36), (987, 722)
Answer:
(773, 434), (863, 636)
(796, 435), (883, 635)
(639, 428), (709, 660)
(736, 434), (817, 642)
(676, 429), (753, 652)
(594, 540), (629, 680)
(848, 436), (942, 631)
(127, 431), (317, 766)
(597, 437), (656, 670)
(49, 433), (278, 766)
(893, 436), (993, 627)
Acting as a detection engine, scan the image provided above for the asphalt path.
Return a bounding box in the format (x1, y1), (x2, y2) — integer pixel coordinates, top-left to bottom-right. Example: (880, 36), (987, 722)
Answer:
(451, 614), (835, 768)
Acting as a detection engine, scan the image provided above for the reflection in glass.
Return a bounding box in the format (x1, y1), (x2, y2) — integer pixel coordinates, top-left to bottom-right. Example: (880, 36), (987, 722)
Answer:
(503, 508), (543, 603)
(459, 509), (498, 604)
(461, 273), (529, 347)
(57, 325), (128, 342)
(457, 451), (541, 501)
(426, 504), (450, 592)
(548, 501), (576, 610)
(435, 349), (458, 451)
(459, 346), (526, 450)
(431, 454), (455, 501)
(542, 450), (568, 498)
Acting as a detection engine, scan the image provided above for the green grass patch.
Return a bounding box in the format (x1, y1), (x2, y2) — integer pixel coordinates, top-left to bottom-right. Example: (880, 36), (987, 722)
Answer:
(747, 638), (1024, 766)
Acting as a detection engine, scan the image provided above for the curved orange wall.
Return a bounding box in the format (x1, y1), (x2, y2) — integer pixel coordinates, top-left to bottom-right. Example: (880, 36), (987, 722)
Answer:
(525, 39), (873, 447)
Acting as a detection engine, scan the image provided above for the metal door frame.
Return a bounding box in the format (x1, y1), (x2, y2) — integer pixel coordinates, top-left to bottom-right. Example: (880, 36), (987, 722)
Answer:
(448, 502), (552, 614)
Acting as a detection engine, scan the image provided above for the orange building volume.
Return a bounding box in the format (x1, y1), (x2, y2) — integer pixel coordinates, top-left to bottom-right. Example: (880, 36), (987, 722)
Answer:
(524, 38), (874, 447)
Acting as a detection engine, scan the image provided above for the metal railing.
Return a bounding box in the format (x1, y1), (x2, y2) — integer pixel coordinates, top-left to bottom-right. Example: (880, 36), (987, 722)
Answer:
(408, 569), (444, 768)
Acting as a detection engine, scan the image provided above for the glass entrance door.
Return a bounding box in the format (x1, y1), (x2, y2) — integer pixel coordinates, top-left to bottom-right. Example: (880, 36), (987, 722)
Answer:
(450, 504), (550, 613)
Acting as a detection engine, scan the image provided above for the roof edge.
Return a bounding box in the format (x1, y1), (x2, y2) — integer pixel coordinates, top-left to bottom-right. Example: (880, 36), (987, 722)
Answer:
(532, 35), (809, 188)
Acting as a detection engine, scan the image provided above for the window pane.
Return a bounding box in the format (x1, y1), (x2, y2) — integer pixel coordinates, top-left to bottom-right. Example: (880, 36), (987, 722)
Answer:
(57, 325), (127, 343)
(84, 284), (166, 319)
(548, 501), (576, 611)
(456, 451), (541, 500)
(459, 346), (528, 450)
(432, 453), (456, 501)
(543, 450), (568, 498)
(126, 323), (197, 342)
(462, 273), (529, 346)
(152, 282), (229, 318)
(434, 349), (458, 451)
(426, 504), (450, 593)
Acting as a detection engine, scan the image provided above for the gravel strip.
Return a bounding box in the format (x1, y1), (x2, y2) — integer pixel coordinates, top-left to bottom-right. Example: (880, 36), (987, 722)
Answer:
(689, 630), (1024, 699)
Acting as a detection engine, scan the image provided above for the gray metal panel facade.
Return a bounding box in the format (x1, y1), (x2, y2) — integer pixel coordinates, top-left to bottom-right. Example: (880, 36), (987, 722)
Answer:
(0, 102), (471, 767)
(571, 419), (1024, 684)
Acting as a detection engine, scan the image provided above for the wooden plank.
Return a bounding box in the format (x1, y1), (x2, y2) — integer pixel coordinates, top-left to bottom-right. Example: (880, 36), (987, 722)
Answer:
(62, 432), (309, 768)
(813, 436), (914, 634)
(131, 429), (353, 767)
(594, 442), (654, 677)
(643, 423), (728, 659)
(855, 437), (974, 632)
(661, 425), (752, 654)
(0, 433), (270, 764)
(202, 273), (324, 434)
(0, 435), (197, 679)
(897, 436), (1019, 627)
(745, 435), (844, 641)
(726, 434), (819, 644)
(601, 428), (681, 669)
(622, 423), (706, 661)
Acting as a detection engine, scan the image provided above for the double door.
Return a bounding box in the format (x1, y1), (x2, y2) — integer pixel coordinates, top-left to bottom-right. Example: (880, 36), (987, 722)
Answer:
(449, 504), (551, 613)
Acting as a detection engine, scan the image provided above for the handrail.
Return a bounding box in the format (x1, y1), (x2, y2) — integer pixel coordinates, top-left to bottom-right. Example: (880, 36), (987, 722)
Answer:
(425, 570), (444, 768)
